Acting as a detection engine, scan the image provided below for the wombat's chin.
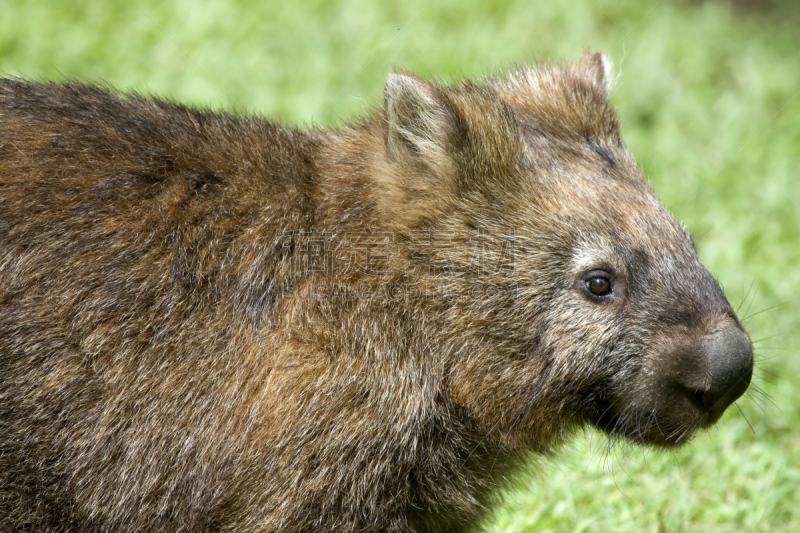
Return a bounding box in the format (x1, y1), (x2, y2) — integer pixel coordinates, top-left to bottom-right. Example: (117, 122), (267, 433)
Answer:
(591, 411), (704, 448)
(589, 394), (716, 448)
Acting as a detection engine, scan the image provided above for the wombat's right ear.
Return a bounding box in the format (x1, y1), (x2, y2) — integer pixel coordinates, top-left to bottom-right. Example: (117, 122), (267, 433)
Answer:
(384, 73), (457, 172)
(576, 49), (615, 95)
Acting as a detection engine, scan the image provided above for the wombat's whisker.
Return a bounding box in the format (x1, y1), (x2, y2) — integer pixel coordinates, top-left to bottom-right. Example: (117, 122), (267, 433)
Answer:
(752, 351), (782, 363)
(735, 403), (756, 435)
(752, 331), (793, 344)
(735, 279), (757, 315)
(649, 407), (666, 439)
(741, 302), (789, 324)
(750, 369), (778, 387)
(741, 285), (759, 319)
(742, 383), (775, 411)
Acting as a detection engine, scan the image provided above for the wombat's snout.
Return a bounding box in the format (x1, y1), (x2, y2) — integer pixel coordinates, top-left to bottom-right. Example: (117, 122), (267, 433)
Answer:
(681, 326), (753, 422)
(703, 326), (753, 419)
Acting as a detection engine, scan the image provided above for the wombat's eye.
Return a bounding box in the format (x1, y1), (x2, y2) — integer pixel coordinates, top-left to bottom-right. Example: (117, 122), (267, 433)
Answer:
(578, 270), (615, 301)
(587, 276), (612, 296)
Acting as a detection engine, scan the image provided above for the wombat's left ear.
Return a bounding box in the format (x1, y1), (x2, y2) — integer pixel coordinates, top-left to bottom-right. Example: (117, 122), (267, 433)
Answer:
(384, 73), (458, 173)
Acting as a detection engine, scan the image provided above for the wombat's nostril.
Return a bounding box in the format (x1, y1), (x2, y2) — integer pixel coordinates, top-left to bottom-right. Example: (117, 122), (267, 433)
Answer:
(701, 326), (753, 420)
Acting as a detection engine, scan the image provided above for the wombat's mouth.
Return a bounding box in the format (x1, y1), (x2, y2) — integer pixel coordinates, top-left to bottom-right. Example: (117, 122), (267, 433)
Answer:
(591, 402), (709, 448)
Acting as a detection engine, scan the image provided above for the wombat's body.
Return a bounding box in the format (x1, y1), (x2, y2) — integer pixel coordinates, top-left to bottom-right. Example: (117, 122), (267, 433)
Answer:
(0, 53), (752, 532)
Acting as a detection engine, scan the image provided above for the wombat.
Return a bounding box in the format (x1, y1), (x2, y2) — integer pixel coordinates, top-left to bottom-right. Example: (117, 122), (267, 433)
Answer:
(0, 51), (752, 532)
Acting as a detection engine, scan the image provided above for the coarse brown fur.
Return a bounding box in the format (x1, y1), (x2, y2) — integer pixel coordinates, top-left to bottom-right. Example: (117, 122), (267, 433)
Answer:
(0, 51), (752, 531)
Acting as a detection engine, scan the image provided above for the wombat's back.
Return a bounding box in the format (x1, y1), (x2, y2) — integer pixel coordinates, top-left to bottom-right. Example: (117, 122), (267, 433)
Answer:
(0, 80), (322, 530)
(0, 79), (322, 319)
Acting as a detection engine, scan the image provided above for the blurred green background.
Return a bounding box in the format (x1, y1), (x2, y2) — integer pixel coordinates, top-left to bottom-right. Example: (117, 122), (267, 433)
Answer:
(1, 0), (797, 531)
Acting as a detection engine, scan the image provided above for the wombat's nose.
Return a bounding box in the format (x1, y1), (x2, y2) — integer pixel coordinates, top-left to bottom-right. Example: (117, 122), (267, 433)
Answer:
(701, 326), (753, 420)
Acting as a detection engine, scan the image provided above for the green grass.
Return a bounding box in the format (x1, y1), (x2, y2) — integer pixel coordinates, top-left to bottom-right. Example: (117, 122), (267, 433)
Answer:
(2, 0), (798, 530)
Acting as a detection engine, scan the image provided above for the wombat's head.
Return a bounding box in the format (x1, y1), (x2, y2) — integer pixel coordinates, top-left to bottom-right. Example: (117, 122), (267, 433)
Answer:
(375, 51), (752, 448)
